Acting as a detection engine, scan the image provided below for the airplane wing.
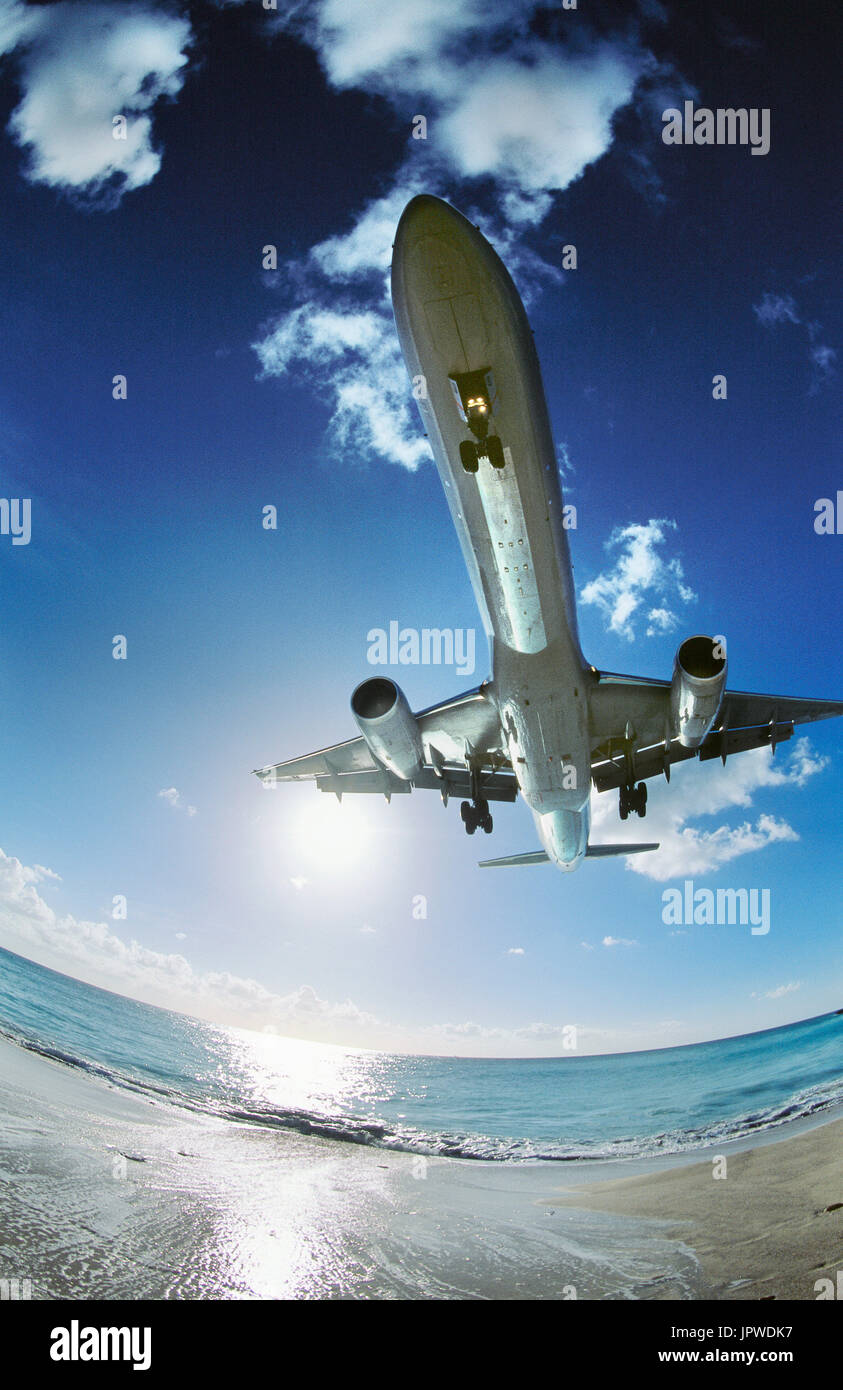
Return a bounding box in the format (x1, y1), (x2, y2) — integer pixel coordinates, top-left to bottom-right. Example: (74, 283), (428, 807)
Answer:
(254, 685), (518, 804)
(590, 671), (843, 792)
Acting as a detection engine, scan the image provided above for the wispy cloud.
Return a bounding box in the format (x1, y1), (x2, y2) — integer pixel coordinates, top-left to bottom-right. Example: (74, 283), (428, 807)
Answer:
(602, 935), (639, 948)
(753, 290), (837, 393)
(753, 981), (801, 1001)
(579, 518), (696, 641)
(753, 292), (800, 328)
(0, 1), (192, 207)
(590, 737), (828, 881)
(157, 787), (197, 817)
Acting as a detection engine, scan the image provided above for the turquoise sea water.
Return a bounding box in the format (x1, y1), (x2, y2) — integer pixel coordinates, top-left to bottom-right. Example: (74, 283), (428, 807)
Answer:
(1, 945), (841, 1162)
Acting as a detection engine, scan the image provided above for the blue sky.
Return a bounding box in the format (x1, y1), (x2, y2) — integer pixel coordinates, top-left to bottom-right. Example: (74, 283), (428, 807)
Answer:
(0, 0), (840, 1055)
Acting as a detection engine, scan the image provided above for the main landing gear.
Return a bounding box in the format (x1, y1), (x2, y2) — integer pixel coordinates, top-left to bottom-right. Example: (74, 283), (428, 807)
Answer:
(460, 762), (493, 834)
(461, 797), (493, 835)
(619, 782), (647, 820)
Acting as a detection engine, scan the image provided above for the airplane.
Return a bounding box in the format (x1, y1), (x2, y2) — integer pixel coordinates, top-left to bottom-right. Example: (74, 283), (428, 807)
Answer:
(254, 194), (843, 872)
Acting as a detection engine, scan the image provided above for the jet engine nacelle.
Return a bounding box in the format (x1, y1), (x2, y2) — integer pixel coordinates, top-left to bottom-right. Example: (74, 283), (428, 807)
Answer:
(350, 677), (424, 780)
(671, 635), (727, 748)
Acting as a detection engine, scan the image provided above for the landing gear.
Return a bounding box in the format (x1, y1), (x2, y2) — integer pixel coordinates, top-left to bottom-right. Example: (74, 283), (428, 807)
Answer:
(450, 368), (506, 473)
(459, 440), (479, 473)
(461, 798), (493, 835)
(459, 437), (506, 472)
(619, 782), (647, 820)
(459, 437), (505, 472)
(460, 761), (494, 835)
(485, 435), (505, 469)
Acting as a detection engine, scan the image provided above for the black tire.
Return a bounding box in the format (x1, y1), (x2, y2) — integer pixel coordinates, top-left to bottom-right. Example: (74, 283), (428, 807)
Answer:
(466, 820), (477, 835)
(636, 782), (648, 816)
(486, 436), (505, 469)
(482, 814), (493, 834)
(459, 440), (479, 473)
(619, 793), (628, 821)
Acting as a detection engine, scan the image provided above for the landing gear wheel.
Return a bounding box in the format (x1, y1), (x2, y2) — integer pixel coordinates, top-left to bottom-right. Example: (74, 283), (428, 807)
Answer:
(635, 782), (647, 817)
(482, 813), (493, 834)
(460, 800), (478, 835)
(459, 440), (479, 473)
(619, 790), (629, 822)
(486, 436), (505, 469)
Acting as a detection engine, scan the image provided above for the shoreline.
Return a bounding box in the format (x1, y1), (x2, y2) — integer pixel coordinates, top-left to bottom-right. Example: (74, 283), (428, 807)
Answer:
(0, 1033), (840, 1300)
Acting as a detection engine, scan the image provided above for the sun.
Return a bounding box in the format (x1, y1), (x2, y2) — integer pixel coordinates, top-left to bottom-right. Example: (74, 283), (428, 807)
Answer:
(292, 796), (374, 870)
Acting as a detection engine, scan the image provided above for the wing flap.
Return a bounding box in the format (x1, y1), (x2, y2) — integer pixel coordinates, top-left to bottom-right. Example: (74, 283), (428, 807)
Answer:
(591, 722), (794, 792)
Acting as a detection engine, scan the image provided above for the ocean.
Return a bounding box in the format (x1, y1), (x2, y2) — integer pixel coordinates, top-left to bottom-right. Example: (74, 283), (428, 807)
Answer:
(1, 945), (841, 1164)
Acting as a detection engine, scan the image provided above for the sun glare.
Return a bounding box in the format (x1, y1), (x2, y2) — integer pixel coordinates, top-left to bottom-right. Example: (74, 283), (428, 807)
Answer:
(292, 796), (374, 870)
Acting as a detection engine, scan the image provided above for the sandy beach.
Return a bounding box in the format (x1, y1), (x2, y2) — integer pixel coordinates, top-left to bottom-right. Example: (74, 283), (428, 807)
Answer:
(0, 1033), (840, 1300)
(552, 1116), (843, 1302)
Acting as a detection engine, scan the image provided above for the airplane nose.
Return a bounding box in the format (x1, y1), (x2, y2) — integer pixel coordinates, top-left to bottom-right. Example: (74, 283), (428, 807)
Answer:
(395, 194), (469, 244)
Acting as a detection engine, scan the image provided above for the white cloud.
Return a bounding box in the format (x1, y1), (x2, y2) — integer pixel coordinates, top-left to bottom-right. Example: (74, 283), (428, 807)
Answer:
(289, 876), (308, 891)
(754, 981), (801, 1001)
(580, 518), (695, 641)
(590, 737), (827, 881)
(32, 863), (61, 883)
(157, 786), (196, 815)
(602, 935), (638, 948)
(645, 606), (678, 637)
(0, 0), (191, 206)
(506, 946), (525, 955)
(434, 48), (643, 200)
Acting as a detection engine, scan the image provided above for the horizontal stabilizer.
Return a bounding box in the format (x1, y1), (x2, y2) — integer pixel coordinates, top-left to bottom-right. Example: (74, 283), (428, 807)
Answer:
(478, 850), (549, 868)
(585, 842), (660, 857)
(479, 842), (660, 867)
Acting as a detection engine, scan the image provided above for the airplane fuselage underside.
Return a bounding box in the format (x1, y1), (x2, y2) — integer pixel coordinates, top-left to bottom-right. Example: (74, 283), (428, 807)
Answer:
(392, 196), (591, 869)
